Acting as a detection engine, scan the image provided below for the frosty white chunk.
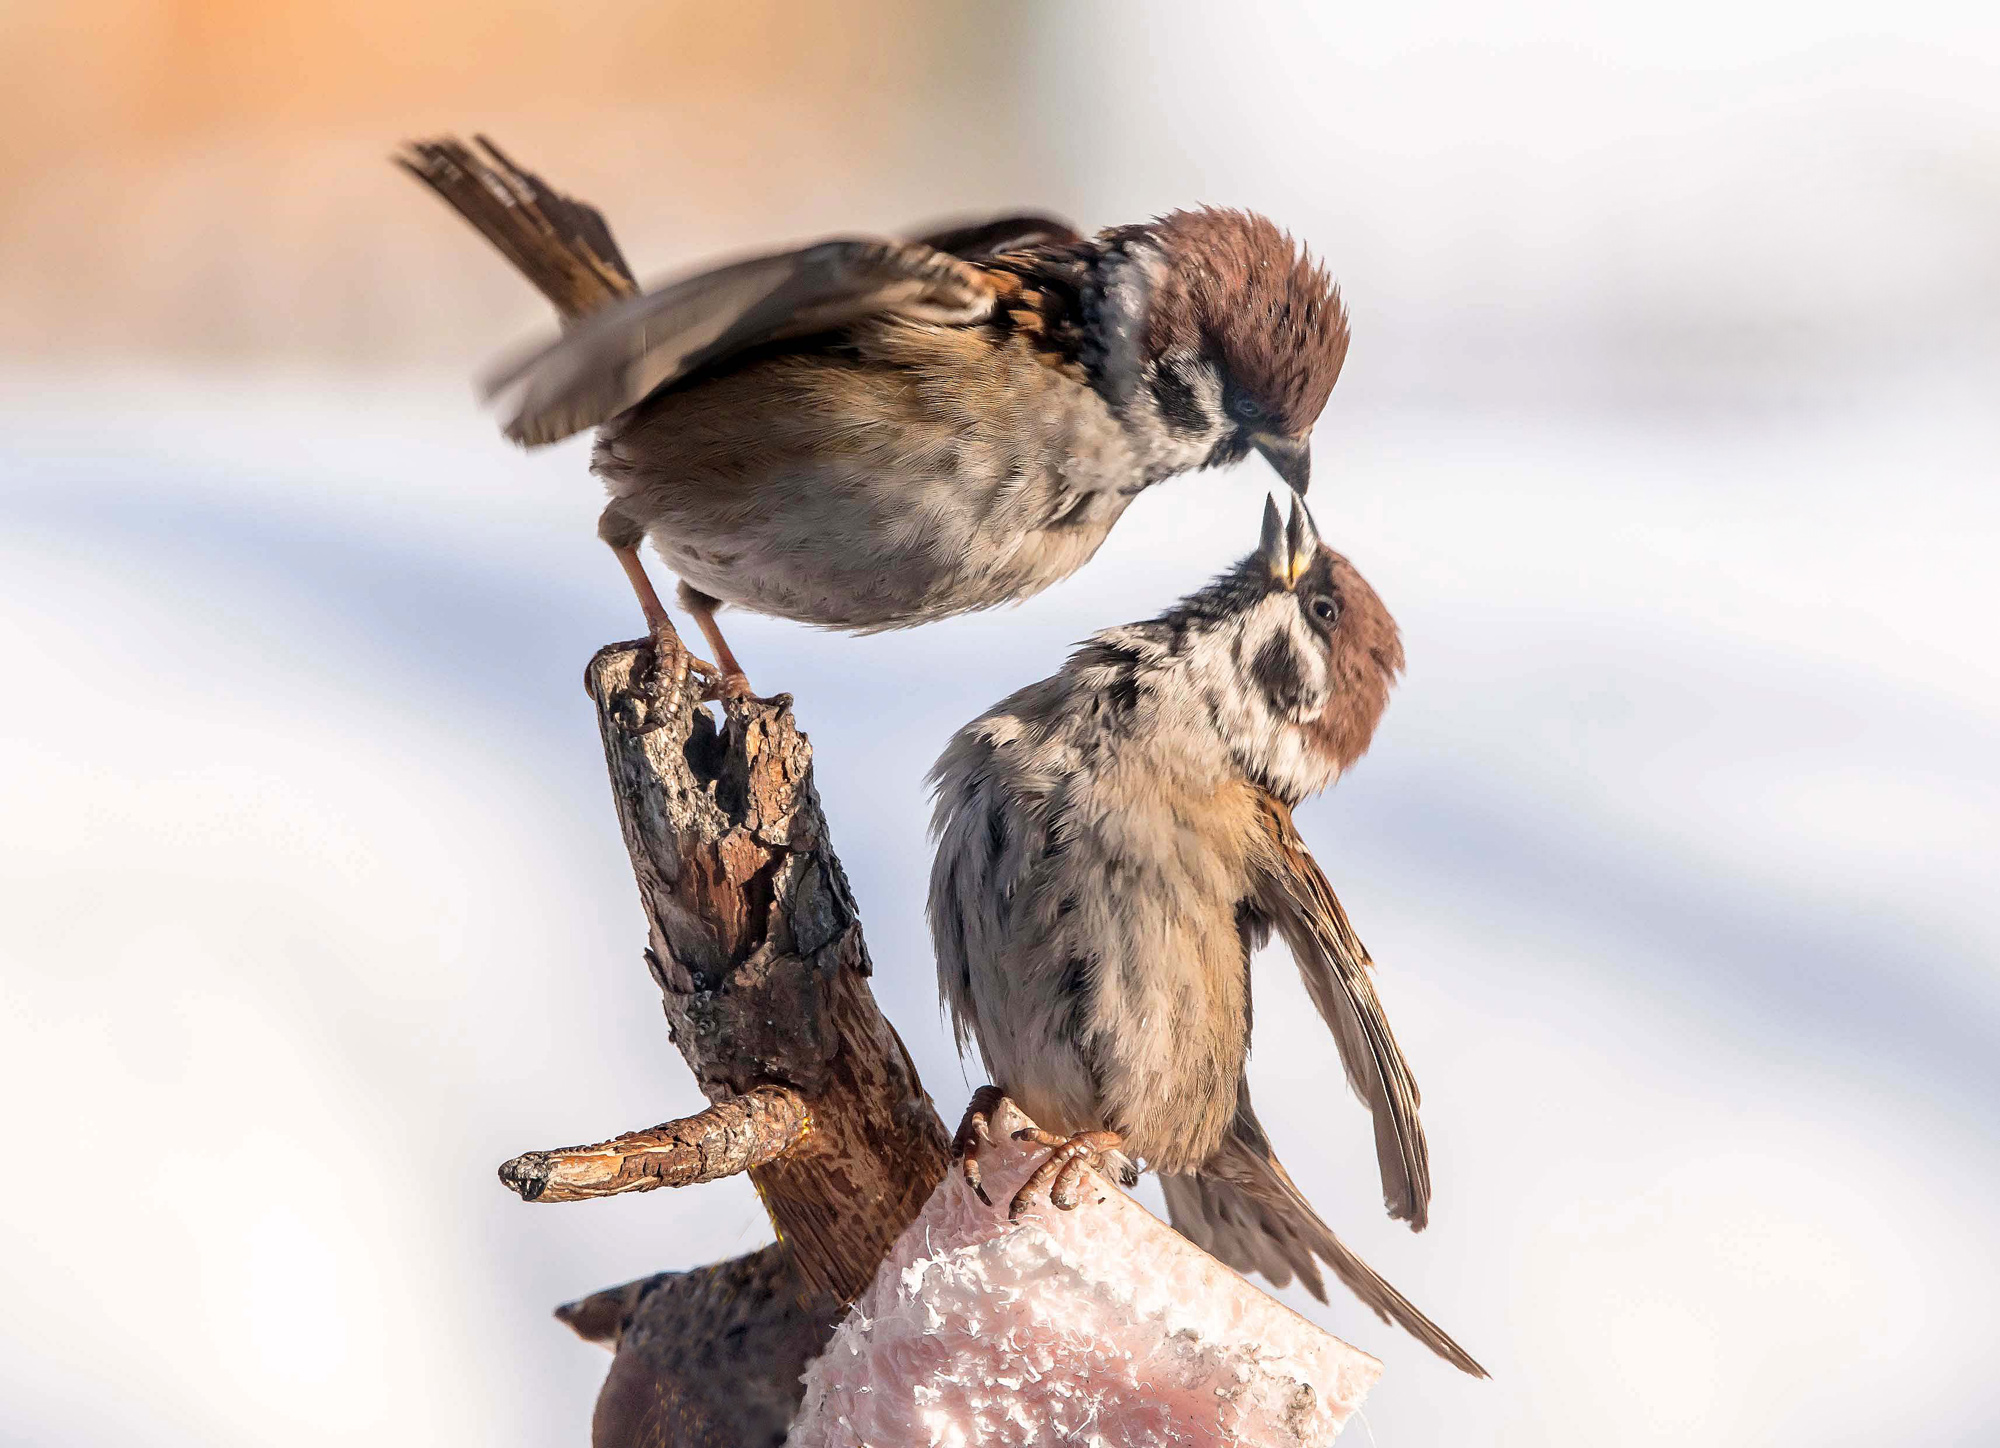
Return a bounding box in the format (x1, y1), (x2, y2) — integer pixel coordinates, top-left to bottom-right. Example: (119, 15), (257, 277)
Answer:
(789, 1099), (1382, 1448)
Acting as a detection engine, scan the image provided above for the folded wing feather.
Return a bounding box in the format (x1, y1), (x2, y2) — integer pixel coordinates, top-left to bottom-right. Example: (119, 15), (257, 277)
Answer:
(1249, 791), (1431, 1231)
(483, 237), (1000, 446)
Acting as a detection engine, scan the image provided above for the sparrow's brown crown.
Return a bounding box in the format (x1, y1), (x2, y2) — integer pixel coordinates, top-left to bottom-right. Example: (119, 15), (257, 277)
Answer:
(1145, 208), (1351, 440)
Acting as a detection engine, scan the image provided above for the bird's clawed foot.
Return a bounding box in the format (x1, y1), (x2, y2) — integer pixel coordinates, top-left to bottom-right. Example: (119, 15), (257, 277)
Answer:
(1009, 1126), (1124, 1220)
(677, 582), (769, 705)
(707, 670), (757, 704)
(638, 619), (724, 704)
(637, 621), (779, 707)
(626, 623), (768, 708)
(610, 544), (761, 705)
(952, 1085), (1009, 1207)
(953, 1088), (1123, 1217)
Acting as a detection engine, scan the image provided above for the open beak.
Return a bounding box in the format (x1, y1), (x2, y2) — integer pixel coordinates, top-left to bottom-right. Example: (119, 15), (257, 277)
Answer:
(1253, 434), (1311, 494)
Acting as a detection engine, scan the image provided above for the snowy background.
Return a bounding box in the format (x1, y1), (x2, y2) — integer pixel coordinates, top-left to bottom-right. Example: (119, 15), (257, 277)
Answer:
(3, 2), (1996, 1444)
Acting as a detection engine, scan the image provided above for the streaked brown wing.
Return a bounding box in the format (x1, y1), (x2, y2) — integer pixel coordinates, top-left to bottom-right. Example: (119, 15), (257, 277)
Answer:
(482, 238), (998, 447)
(1249, 791), (1431, 1231)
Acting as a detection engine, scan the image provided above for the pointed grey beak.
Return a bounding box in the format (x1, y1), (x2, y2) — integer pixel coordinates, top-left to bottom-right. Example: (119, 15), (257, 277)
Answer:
(1254, 434), (1311, 494)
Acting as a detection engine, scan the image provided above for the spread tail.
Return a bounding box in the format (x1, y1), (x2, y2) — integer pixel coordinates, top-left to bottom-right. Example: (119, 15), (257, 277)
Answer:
(396, 135), (637, 322)
(1161, 1099), (1488, 1377)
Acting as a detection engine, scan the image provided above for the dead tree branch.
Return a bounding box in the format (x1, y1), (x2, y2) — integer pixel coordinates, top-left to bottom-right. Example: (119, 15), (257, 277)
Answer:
(557, 1248), (844, 1448)
(501, 642), (953, 1446)
(578, 647), (952, 1302)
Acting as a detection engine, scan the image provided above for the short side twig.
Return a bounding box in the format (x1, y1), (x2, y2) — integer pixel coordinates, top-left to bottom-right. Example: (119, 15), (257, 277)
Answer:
(499, 1086), (812, 1203)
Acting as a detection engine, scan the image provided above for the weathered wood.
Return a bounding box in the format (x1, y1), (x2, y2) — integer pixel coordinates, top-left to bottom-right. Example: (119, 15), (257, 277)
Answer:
(520, 647), (953, 1447)
(499, 1085), (813, 1203)
(582, 644), (952, 1304)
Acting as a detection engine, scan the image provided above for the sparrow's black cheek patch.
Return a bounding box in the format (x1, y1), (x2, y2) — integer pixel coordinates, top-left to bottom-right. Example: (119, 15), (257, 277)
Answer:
(1151, 367), (1209, 435)
(1251, 633), (1309, 716)
(1203, 432), (1253, 471)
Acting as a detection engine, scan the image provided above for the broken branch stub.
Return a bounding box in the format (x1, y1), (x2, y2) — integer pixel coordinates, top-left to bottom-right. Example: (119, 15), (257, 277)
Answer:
(498, 1085), (812, 1203)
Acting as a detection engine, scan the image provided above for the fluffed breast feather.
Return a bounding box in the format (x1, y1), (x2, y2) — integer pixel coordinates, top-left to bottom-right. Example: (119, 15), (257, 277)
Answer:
(928, 684), (1114, 1143)
(1248, 790), (1432, 1232)
(927, 676), (1104, 1056)
(927, 670), (1261, 1171)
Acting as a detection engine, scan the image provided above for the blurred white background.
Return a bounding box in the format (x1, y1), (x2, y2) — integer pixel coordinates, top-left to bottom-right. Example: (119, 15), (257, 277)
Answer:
(3, 2), (1996, 1444)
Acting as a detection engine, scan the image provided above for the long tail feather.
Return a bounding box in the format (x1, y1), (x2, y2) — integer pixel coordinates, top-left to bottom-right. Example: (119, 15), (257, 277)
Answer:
(396, 135), (636, 322)
(1163, 1100), (1487, 1377)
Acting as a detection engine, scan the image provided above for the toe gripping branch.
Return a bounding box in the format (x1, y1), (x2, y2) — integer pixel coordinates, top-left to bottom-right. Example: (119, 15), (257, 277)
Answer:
(953, 1086), (1124, 1220)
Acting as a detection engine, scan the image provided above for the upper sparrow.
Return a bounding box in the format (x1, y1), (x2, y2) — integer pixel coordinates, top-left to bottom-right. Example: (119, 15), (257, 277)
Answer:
(404, 137), (1347, 695)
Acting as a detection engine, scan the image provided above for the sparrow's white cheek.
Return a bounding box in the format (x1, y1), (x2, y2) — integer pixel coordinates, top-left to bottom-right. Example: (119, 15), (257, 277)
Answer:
(1294, 635), (1331, 721)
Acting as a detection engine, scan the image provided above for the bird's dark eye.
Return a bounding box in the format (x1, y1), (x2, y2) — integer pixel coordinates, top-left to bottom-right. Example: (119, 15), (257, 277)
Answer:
(1230, 391), (1264, 423)
(1310, 596), (1339, 624)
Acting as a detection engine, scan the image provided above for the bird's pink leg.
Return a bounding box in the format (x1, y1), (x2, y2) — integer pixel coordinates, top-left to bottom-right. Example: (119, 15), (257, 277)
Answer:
(610, 544), (724, 699)
(677, 582), (756, 702)
(1010, 1127), (1124, 1218)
